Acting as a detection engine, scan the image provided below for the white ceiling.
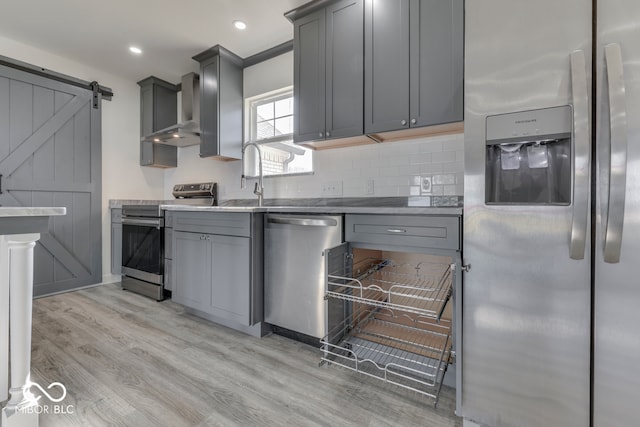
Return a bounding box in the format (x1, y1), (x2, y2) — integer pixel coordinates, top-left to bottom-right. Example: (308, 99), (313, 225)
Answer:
(0, 0), (308, 85)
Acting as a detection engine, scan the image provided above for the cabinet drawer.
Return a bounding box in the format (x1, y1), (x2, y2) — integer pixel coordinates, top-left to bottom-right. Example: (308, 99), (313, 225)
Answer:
(172, 211), (251, 237)
(345, 214), (460, 251)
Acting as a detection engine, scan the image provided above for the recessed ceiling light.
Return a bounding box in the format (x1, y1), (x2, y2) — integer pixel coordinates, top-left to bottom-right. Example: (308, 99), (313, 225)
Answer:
(129, 46), (142, 55)
(233, 20), (247, 30)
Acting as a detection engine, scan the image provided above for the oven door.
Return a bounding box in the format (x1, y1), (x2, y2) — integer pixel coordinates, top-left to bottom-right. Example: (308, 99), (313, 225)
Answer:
(121, 217), (164, 285)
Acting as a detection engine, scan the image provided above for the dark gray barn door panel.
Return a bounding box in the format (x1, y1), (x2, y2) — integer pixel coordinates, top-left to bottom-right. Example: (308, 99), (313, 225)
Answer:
(0, 65), (101, 296)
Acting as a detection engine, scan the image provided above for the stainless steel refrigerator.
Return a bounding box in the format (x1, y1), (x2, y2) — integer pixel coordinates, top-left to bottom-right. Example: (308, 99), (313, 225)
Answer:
(463, 1), (640, 426)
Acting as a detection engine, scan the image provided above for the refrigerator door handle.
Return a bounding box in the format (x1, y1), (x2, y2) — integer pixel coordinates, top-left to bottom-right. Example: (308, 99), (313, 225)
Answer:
(604, 43), (628, 264)
(569, 50), (590, 260)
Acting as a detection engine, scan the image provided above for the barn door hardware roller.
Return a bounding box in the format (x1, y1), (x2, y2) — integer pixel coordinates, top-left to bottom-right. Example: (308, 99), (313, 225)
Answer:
(90, 81), (100, 109)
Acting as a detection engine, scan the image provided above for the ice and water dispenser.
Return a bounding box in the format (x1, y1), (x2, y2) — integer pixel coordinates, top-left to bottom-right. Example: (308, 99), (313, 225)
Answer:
(485, 105), (572, 205)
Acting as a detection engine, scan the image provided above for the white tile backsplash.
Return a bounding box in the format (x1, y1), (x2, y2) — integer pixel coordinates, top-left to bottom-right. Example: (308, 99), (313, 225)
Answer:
(433, 174), (456, 185)
(409, 153), (433, 165)
(432, 150), (457, 164)
(265, 132), (465, 198)
(168, 132), (464, 200)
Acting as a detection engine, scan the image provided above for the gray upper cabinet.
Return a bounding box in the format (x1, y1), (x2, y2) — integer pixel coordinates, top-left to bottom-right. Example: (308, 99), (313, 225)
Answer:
(290, 0), (364, 144)
(139, 142), (177, 168)
(137, 76), (178, 167)
(409, 0), (463, 128)
(364, 0), (463, 134)
(138, 77), (177, 136)
(193, 46), (243, 159)
(293, 9), (326, 143)
(325, 0), (364, 139)
(364, 0), (410, 134)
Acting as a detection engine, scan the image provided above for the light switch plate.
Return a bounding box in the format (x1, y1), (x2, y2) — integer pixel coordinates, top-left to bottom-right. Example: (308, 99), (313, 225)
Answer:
(365, 179), (375, 195)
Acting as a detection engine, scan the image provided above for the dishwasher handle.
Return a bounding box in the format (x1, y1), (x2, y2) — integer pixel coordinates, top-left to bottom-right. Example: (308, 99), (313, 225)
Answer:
(267, 216), (338, 227)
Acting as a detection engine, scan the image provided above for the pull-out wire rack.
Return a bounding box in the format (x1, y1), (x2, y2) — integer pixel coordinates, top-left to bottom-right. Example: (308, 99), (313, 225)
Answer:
(322, 257), (454, 405)
(326, 258), (453, 321)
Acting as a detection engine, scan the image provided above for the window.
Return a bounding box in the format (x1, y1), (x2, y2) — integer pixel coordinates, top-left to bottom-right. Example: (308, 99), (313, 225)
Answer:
(245, 88), (313, 177)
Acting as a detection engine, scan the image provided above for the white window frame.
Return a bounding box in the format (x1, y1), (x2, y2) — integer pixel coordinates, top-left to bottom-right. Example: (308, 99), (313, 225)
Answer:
(249, 89), (294, 144)
(245, 87), (313, 177)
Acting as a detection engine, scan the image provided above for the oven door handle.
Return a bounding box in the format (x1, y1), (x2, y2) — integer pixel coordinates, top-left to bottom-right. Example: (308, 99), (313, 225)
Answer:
(122, 217), (164, 228)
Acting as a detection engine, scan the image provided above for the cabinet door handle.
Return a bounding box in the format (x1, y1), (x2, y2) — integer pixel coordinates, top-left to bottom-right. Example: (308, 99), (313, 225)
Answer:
(411, 118), (417, 125)
(386, 228), (406, 233)
(401, 120), (407, 126)
(318, 132), (324, 138)
(326, 131), (331, 137)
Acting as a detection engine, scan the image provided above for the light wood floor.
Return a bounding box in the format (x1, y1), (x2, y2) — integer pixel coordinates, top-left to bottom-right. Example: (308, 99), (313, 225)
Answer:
(30, 283), (461, 427)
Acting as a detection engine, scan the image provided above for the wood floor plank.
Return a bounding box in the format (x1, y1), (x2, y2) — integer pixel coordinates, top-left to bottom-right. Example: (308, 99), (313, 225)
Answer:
(29, 283), (461, 427)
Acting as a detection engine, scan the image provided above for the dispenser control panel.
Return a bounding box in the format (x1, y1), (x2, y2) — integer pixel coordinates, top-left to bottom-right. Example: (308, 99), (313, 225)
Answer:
(485, 106), (572, 205)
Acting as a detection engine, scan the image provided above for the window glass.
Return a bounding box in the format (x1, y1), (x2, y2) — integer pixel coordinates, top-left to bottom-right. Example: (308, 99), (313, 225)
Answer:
(246, 88), (313, 177)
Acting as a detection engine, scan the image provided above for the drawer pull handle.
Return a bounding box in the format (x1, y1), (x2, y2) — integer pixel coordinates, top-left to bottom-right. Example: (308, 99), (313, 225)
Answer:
(386, 228), (406, 233)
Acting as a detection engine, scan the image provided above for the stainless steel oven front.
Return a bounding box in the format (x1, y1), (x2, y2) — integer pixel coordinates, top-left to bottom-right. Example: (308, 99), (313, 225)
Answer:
(121, 205), (165, 301)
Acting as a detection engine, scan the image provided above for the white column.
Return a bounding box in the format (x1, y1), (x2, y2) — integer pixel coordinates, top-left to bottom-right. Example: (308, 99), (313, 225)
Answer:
(1, 233), (40, 427)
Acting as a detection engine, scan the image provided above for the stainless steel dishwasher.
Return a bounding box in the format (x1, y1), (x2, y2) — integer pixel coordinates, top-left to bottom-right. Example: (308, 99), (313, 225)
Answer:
(264, 214), (343, 342)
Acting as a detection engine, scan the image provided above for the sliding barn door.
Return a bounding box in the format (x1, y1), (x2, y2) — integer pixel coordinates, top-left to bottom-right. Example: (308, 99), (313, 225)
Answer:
(0, 64), (101, 296)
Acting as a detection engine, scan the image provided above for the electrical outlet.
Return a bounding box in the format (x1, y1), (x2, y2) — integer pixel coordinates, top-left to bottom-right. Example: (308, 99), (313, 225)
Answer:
(321, 180), (343, 196)
(420, 176), (432, 194)
(366, 179), (375, 195)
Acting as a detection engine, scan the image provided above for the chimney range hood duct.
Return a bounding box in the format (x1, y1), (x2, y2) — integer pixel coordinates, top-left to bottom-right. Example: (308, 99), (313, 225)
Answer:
(142, 72), (201, 147)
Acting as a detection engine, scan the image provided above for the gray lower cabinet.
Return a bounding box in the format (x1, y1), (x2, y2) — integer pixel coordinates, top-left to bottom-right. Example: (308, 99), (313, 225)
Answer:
(173, 231), (250, 324)
(171, 211), (265, 336)
(110, 208), (122, 275)
(291, 0), (364, 144)
(364, 0), (463, 134)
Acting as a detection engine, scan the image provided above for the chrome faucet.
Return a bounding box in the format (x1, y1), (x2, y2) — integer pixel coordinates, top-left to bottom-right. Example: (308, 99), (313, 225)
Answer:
(241, 142), (264, 207)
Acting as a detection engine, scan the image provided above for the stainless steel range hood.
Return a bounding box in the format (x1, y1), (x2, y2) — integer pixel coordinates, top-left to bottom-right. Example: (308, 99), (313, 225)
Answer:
(142, 73), (201, 147)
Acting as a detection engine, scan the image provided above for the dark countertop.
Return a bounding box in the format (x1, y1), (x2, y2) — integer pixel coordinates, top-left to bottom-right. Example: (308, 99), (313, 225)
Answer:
(109, 196), (463, 215)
